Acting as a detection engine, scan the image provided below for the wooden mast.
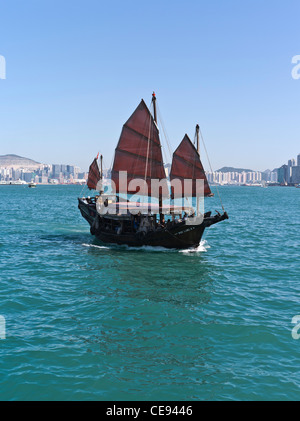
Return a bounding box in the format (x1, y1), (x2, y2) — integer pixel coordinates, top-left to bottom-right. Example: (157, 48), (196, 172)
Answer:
(152, 91), (157, 124)
(152, 92), (163, 223)
(100, 154), (103, 179)
(196, 125), (200, 216)
(196, 124), (200, 154)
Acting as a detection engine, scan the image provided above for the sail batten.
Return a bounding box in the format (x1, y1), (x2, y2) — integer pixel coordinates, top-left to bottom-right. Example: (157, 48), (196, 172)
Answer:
(123, 123), (160, 145)
(170, 134), (212, 197)
(114, 147), (166, 165)
(111, 99), (166, 196)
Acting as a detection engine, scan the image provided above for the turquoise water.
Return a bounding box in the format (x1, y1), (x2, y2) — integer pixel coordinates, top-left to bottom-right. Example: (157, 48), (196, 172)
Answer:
(0, 184), (299, 401)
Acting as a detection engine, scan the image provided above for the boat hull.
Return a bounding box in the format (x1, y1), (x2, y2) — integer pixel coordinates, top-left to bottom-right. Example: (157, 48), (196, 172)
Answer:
(78, 198), (228, 249)
(93, 219), (205, 249)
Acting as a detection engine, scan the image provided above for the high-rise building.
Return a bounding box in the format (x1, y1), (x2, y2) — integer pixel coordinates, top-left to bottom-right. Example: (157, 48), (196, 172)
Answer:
(270, 171), (278, 182)
(288, 159), (296, 183)
(277, 165), (288, 184)
(52, 164), (61, 179)
(74, 166), (81, 179)
(23, 172), (33, 182)
(297, 153), (300, 167)
(61, 165), (67, 175)
(292, 166), (300, 184)
(67, 165), (74, 175)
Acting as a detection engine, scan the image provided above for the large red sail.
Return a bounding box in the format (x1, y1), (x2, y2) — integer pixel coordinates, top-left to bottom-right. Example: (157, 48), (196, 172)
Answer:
(87, 157), (101, 190)
(170, 134), (212, 197)
(111, 100), (166, 196)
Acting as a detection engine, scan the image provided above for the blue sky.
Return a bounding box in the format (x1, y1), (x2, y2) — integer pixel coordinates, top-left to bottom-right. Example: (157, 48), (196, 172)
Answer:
(0, 0), (299, 171)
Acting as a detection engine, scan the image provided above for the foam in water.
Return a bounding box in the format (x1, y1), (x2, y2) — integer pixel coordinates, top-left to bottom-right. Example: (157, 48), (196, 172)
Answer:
(82, 243), (110, 249)
(179, 240), (210, 253)
(82, 240), (209, 253)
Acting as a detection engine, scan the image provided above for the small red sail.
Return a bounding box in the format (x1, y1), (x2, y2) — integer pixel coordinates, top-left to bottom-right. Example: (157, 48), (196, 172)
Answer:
(111, 100), (167, 196)
(87, 157), (101, 190)
(170, 134), (212, 197)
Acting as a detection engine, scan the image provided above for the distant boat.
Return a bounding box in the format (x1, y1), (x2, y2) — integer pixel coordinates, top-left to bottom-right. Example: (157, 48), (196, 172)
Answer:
(0, 180), (27, 185)
(28, 181), (36, 188)
(78, 93), (228, 249)
(296, 184), (300, 188)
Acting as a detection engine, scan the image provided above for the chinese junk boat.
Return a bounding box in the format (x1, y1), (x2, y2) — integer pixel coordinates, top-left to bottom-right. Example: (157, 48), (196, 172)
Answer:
(78, 93), (228, 249)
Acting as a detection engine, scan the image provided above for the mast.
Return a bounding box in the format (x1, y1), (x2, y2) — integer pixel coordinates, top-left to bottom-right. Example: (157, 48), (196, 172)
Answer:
(195, 125), (200, 215)
(152, 92), (157, 124)
(100, 154), (103, 179)
(152, 92), (163, 222)
(196, 124), (200, 154)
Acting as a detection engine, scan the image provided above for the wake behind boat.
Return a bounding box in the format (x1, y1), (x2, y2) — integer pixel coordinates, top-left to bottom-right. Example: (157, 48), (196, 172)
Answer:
(78, 93), (228, 249)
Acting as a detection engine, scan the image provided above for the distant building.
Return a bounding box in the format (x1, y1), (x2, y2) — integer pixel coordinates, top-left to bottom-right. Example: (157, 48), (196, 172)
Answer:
(270, 171), (278, 182)
(277, 165), (288, 184)
(288, 159), (296, 183)
(205, 170), (265, 185)
(61, 164), (67, 174)
(52, 164), (61, 179)
(291, 166), (300, 184)
(74, 166), (81, 179)
(67, 165), (74, 175)
(22, 172), (34, 182)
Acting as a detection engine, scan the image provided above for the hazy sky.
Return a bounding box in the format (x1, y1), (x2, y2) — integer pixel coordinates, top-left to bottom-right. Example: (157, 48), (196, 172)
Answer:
(0, 0), (299, 172)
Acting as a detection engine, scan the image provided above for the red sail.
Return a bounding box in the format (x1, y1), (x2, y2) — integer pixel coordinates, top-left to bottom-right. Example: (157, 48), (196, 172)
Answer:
(87, 157), (101, 190)
(170, 134), (212, 197)
(111, 100), (166, 196)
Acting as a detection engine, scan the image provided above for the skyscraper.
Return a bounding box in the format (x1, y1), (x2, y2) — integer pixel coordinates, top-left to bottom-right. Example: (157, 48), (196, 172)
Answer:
(52, 164), (61, 179)
(277, 165), (288, 184)
(288, 159), (296, 183)
(67, 165), (74, 175)
(292, 166), (300, 184)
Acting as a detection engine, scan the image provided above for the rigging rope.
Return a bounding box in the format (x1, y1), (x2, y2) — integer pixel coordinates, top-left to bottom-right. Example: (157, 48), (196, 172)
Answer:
(156, 104), (173, 163)
(79, 182), (86, 197)
(198, 126), (225, 212)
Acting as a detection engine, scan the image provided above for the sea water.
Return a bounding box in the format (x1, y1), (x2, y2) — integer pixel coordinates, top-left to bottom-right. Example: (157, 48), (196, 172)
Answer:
(0, 184), (299, 401)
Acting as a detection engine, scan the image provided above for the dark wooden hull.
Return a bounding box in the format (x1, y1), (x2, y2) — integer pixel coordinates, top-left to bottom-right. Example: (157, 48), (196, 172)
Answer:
(94, 220), (205, 249)
(78, 198), (228, 249)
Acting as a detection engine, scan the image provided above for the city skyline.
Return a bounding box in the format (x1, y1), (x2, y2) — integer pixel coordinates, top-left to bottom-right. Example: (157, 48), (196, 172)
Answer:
(1, 152), (299, 185)
(1, 150), (300, 173)
(0, 1), (300, 173)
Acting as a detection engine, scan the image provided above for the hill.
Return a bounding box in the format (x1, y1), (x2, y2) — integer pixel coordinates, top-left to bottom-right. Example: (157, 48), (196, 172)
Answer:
(0, 154), (40, 167)
(216, 166), (254, 173)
